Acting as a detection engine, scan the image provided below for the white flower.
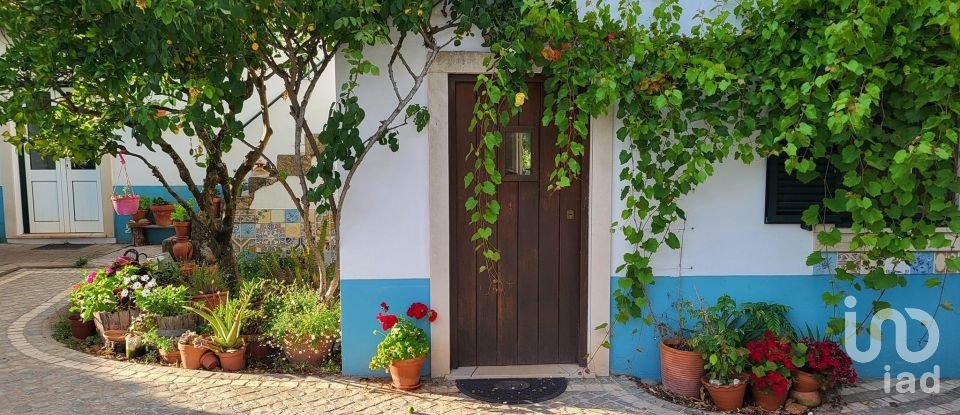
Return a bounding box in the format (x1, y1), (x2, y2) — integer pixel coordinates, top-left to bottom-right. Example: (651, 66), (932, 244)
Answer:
(140, 275), (150, 282)
(120, 289), (129, 298)
(132, 282), (142, 289)
(141, 288), (151, 297)
(147, 280), (157, 288)
(123, 276), (131, 284)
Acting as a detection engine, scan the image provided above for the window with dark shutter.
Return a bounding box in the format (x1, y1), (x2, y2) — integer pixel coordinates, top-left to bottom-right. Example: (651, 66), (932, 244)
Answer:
(764, 155), (850, 226)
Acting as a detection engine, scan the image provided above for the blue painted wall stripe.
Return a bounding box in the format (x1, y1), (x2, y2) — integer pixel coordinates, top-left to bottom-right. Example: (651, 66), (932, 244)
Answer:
(610, 275), (959, 379)
(340, 278), (431, 377)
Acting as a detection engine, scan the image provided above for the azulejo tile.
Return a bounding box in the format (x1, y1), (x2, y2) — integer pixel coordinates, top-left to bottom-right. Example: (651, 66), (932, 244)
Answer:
(909, 251), (935, 275)
(257, 210), (272, 224)
(836, 252), (862, 274)
(271, 209), (286, 223)
(235, 209), (258, 223)
(285, 209), (301, 223)
(284, 223), (302, 238)
(813, 252), (837, 275)
(239, 223), (256, 238)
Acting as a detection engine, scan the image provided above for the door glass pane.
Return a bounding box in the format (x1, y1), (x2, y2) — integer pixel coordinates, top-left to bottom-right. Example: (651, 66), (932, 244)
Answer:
(28, 151), (56, 170)
(70, 159), (96, 170)
(504, 131), (532, 176)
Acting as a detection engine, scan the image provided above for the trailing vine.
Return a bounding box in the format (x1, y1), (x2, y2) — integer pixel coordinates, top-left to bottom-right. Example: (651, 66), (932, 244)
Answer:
(469, 0), (960, 332)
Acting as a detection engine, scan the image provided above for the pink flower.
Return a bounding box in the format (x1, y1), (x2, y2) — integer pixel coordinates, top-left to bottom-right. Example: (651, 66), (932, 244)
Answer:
(85, 271), (96, 284)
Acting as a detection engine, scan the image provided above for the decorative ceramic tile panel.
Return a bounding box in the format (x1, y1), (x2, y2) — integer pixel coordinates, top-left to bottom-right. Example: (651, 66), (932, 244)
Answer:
(814, 251), (958, 275)
(909, 251), (935, 275)
(813, 252), (837, 275)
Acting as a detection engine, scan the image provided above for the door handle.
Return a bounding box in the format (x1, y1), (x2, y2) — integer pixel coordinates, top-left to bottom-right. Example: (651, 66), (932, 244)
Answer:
(566, 209), (575, 220)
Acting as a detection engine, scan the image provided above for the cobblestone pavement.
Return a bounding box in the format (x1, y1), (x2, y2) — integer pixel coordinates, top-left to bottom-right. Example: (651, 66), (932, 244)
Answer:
(1, 268), (958, 414)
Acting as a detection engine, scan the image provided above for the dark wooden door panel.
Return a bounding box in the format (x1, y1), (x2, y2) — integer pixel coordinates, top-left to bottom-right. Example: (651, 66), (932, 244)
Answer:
(450, 75), (585, 367)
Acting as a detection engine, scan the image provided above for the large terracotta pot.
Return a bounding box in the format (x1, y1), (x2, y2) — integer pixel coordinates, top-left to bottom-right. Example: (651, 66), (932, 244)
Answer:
(172, 238), (194, 262)
(701, 376), (747, 411)
(151, 204), (175, 226)
(173, 221), (191, 239)
(192, 291), (229, 310)
(67, 314), (95, 340)
(282, 334), (334, 366)
(178, 343), (206, 370)
(792, 370), (821, 392)
(389, 356), (426, 390)
(752, 383), (791, 411)
(660, 339), (705, 398)
(217, 348), (247, 371)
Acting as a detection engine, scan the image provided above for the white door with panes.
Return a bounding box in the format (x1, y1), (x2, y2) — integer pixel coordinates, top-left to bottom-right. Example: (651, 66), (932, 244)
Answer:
(24, 151), (104, 233)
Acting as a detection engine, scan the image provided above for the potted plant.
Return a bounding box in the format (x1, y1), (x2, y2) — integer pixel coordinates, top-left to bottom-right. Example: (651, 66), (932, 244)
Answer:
(746, 331), (806, 411)
(131, 196), (151, 222)
(184, 282), (258, 371)
(793, 331), (858, 407)
(66, 312), (96, 340)
(690, 295), (749, 411)
(265, 287), (340, 366)
(656, 299), (705, 398)
(133, 284), (196, 336)
(177, 330), (207, 369)
(70, 266), (142, 334)
(150, 197), (175, 226)
(111, 185), (140, 215)
(171, 203), (193, 261)
(143, 328), (180, 365)
(369, 301), (438, 390)
(186, 265), (229, 309)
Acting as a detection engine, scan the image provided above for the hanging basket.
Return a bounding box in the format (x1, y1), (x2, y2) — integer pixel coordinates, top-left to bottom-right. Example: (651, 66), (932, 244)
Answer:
(111, 194), (140, 215)
(111, 151), (139, 215)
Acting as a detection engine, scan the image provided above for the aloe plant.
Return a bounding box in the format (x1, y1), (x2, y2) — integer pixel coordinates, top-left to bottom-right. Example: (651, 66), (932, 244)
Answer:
(184, 281), (259, 352)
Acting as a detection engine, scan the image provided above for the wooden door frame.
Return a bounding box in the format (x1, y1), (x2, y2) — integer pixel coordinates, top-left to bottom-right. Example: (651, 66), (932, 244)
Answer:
(447, 74), (589, 368)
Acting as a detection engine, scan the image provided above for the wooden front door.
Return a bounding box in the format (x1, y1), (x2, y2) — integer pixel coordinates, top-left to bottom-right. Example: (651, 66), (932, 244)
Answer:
(449, 75), (586, 367)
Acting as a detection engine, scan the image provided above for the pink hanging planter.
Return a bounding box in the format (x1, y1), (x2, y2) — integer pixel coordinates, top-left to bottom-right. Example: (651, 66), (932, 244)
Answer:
(110, 151), (139, 215)
(111, 194), (140, 215)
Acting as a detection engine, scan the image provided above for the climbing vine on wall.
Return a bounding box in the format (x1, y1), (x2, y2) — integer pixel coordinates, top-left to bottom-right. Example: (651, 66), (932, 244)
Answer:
(469, 0), (960, 332)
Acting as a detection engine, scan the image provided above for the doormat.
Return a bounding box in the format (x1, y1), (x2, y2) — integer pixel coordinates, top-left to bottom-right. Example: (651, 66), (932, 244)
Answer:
(455, 378), (567, 405)
(32, 244), (87, 250)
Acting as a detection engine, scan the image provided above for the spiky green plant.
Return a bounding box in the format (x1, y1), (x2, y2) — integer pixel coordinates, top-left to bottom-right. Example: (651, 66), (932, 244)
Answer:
(184, 280), (260, 352)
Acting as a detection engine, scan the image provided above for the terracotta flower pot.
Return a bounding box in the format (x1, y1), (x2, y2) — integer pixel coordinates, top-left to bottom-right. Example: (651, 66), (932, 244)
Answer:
(752, 383), (790, 411)
(701, 377), (747, 411)
(790, 389), (822, 407)
(178, 343), (206, 370)
(102, 329), (127, 344)
(192, 291), (229, 310)
(660, 339), (705, 398)
(172, 238), (194, 262)
(199, 351), (220, 370)
(132, 209), (149, 222)
(151, 204), (175, 226)
(216, 347), (247, 371)
(67, 314), (95, 340)
(792, 370), (821, 392)
(173, 221), (191, 239)
(389, 355), (426, 390)
(160, 349), (181, 365)
(282, 335), (334, 366)
(243, 335), (274, 361)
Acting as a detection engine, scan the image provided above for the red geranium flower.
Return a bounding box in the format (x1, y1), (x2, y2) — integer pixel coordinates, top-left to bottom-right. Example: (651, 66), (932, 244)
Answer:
(428, 309), (438, 322)
(407, 302), (429, 319)
(376, 312), (398, 331)
(380, 301), (389, 312)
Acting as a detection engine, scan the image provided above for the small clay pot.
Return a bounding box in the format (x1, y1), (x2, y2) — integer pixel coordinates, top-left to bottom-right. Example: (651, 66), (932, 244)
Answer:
(160, 349), (181, 366)
(388, 355), (426, 390)
(701, 376), (747, 411)
(216, 348), (247, 371)
(172, 238), (194, 262)
(243, 335), (274, 361)
(790, 389), (823, 407)
(132, 209), (149, 222)
(67, 314), (95, 340)
(792, 370), (822, 392)
(173, 221), (191, 239)
(752, 383), (791, 411)
(102, 329), (127, 343)
(178, 343), (206, 370)
(199, 351), (220, 370)
(151, 204), (175, 226)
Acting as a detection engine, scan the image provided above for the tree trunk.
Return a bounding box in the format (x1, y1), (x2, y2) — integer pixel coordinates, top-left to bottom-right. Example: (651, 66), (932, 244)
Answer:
(191, 215), (239, 284)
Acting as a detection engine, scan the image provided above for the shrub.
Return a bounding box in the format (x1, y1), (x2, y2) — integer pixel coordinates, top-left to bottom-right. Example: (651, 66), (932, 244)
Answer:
(265, 287), (340, 347)
(369, 301), (437, 370)
(134, 285), (189, 317)
(689, 295), (749, 385)
(184, 265), (228, 295)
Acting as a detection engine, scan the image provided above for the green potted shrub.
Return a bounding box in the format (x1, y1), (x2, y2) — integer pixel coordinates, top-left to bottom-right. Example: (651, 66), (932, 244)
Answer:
(133, 284), (196, 337)
(369, 301), (438, 390)
(185, 265), (230, 309)
(690, 295), (749, 411)
(656, 299), (706, 398)
(150, 197), (174, 226)
(133, 196), (151, 222)
(184, 281), (259, 371)
(171, 203), (192, 239)
(143, 328), (180, 365)
(265, 287), (340, 366)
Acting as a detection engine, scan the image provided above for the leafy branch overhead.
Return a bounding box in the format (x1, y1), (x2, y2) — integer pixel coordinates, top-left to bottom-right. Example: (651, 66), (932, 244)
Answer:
(473, 0), (960, 330)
